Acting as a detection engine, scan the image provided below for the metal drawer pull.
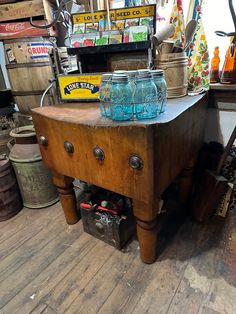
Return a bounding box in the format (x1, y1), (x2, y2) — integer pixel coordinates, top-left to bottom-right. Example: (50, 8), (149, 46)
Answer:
(129, 154), (144, 170)
(39, 135), (48, 146)
(64, 141), (74, 154)
(93, 147), (105, 161)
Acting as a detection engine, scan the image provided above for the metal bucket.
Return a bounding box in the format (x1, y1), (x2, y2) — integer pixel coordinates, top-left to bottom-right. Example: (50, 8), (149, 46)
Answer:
(155, 52), (188, 98)
(9, 126), (58, 209)
(0, 154), (22, 221)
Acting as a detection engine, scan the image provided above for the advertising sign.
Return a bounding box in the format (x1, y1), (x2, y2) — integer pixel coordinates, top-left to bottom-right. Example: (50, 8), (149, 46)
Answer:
(58, 74), (102, 101)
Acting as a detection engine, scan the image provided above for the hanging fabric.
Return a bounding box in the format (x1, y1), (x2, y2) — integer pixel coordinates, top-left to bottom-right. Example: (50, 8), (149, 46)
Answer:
(169, 0), (185, 48)
(186, 0), (210, 93)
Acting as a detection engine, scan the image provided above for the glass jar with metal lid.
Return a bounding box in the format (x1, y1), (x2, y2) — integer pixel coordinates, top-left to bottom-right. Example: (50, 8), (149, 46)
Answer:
(151, 69), (167, 114)
(99, 73), (112, 117)
(134, 71), (159, 120)
(126, 70), (137, 109)
(110, 74), (133, 121)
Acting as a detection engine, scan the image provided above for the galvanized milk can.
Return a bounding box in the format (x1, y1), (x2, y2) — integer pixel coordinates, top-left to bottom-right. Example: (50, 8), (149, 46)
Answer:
(9, 126), (58, 208)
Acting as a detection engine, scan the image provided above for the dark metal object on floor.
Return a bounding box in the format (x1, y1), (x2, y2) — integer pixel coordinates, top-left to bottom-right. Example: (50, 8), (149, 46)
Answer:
(80, 190), (136, 249)
(0, 154), (22, 221)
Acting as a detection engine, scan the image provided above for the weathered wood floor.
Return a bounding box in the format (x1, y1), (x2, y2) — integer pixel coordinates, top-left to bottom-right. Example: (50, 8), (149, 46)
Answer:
(0, 201), (235, 314)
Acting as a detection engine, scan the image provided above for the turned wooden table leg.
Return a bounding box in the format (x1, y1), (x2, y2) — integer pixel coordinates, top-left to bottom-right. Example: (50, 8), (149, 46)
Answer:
(133, 200), (159, 264)
(52, 173), (79, 225)
(179, 157), (196, 205)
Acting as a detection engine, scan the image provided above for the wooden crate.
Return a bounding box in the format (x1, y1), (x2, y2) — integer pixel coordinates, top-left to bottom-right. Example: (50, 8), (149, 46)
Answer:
(0, 21), (58, 39)
(0, 0), (55, 23)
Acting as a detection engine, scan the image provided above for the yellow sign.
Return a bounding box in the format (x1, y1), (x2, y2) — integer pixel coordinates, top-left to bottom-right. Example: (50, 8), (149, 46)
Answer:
(58, 74), (102, 101)
(73, 5), (155, 24)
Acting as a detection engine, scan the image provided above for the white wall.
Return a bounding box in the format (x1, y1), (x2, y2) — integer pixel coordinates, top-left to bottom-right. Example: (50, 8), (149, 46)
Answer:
(205, 108), (236, 146)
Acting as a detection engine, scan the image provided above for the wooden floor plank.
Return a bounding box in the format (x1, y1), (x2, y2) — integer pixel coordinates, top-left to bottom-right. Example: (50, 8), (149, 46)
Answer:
(198, 213), (236, 314)
(0, 207), (62, 262)
(0, 201), (235, 314)
(166, 217), (227, 314)
(0, 213), (67, 283)
(0, 203), (61, 245)
(0, 218), (81, 309)
(40, 238), (115, 314)
(2, 231), (96, 314)
(64, 242), (137, 314)
(29, 303), (48, 314)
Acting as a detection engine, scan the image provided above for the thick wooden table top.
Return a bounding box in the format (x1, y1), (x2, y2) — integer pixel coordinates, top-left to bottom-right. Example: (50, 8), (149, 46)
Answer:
(32, 94), (206, 127)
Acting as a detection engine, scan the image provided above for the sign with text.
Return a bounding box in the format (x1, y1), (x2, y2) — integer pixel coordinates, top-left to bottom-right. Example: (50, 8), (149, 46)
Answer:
(58, 74), (102, 101)
(73, 5), (155, 25)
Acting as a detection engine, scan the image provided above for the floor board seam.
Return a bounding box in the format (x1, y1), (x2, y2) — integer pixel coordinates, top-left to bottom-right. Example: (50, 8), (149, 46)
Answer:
(0, 226), (81, 310)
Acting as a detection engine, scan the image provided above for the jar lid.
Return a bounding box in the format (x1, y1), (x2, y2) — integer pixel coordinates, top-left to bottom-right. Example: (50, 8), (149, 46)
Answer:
(113, 70), (127, 74)
(151, 69), (164, 77)
(112, 74), (129, 82)
(136, 72), (151, 79)
(102, 73), (112, 81)
(126, 70), (137, 77)
(138, 69), (150, 73)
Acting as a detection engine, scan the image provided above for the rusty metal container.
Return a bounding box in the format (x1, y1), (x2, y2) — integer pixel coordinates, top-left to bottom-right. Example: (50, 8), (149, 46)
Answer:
(9, 126), (58, 208)
(0, 154), (22, 221)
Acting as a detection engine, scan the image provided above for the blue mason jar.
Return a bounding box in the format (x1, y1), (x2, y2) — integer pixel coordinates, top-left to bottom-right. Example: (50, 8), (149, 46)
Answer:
(134, 71), (159, 120)
(99, 73), (112, 117)
(126, 70), (137, 112)
(151, 69), (167, 114)
(110, 74), (133, 121)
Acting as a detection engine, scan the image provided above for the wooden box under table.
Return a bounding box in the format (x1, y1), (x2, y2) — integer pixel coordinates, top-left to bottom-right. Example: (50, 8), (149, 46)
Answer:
(80, 204), (136, 250)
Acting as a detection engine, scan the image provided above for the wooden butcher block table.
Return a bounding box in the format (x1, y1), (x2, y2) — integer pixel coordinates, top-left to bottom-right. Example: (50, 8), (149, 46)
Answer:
(32, 94), (207, 264)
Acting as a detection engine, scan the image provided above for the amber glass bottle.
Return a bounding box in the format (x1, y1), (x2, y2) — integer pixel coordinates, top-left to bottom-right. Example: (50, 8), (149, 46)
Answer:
(220, 45), (236, 84)
(210, 47), (220, 83)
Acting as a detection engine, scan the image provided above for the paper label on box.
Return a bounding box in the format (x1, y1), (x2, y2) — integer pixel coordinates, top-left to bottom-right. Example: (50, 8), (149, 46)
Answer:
(58, 75), (102, 100)
(29, 42), (53, 59)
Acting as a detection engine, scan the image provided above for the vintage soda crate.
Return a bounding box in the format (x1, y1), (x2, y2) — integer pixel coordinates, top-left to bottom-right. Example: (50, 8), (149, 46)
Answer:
(0, 21), (57, 40)
(80, 204), (136, 249)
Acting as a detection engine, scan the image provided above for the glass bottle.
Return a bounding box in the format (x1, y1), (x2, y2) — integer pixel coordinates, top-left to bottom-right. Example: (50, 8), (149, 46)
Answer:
(110, 74), (133, 121)
(210, 47), (220, 83)
(151, 69), (167, 114)
(134, 71), (158, 120)
(99, 73), (112, 117)
(220, 46), (236, 84)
